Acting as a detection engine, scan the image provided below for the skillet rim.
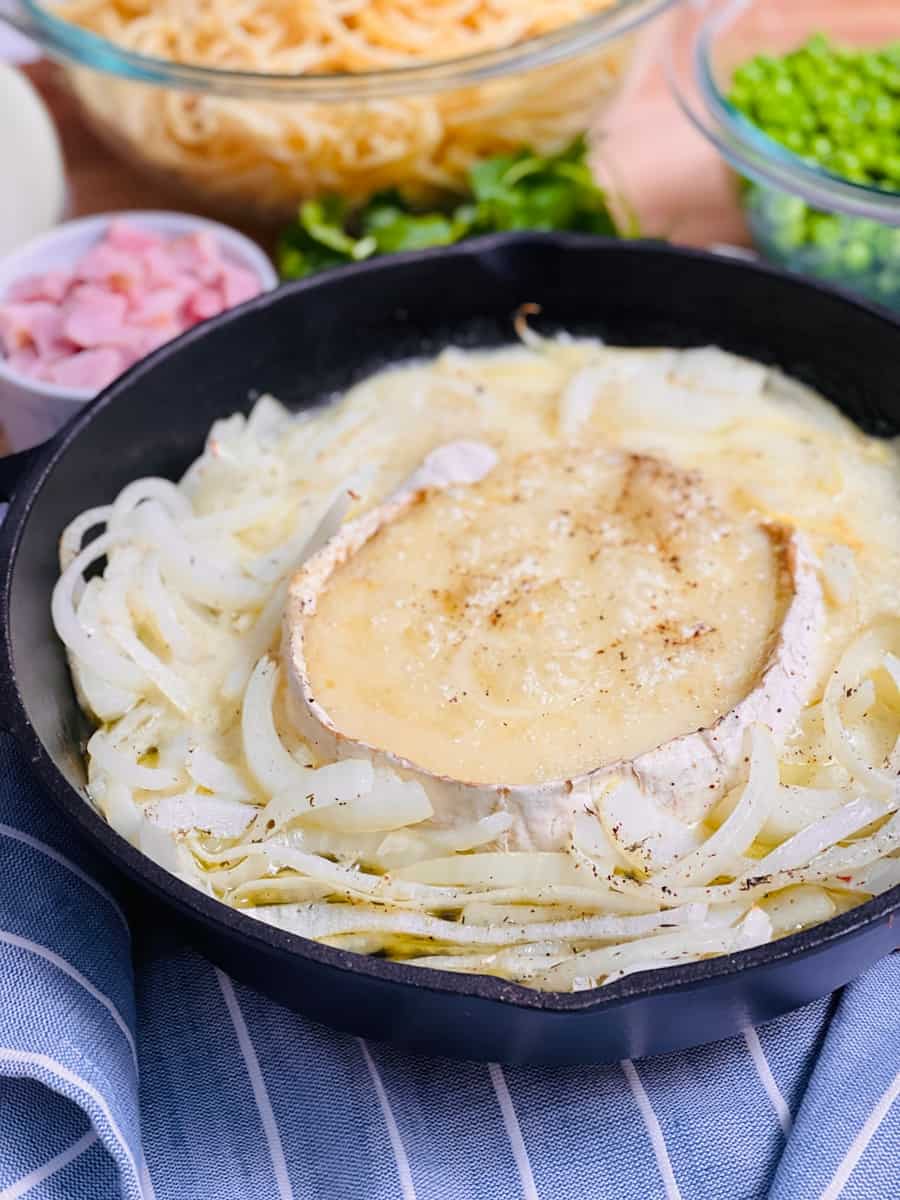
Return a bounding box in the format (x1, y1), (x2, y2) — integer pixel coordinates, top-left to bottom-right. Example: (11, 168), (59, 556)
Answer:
(1, 231), (899, 1015)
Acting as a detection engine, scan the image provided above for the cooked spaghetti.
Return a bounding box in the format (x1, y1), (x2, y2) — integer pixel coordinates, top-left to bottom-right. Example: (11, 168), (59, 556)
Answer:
(52, 0), (630, 217)
(51, 334), (900, 991)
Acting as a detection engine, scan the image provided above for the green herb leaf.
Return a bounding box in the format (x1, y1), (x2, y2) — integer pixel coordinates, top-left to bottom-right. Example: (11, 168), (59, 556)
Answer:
(277, 135), (631, 281)
(361, 199), (457, 253)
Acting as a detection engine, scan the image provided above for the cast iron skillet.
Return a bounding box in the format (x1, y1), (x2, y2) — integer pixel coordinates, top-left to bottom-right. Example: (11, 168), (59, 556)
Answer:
(1, 234), (898, 1065)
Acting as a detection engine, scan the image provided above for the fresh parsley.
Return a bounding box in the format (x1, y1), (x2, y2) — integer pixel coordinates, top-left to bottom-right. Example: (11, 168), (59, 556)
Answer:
(277, 136), (629, 280)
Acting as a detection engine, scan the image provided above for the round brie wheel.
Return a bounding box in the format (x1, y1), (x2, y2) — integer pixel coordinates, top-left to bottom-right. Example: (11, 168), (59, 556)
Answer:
(285, 443), (823, 851)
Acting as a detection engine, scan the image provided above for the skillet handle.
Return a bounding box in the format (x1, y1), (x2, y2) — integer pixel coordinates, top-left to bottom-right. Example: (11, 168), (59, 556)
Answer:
(0, 442), (51, 737)
(0, 444), (45, 505)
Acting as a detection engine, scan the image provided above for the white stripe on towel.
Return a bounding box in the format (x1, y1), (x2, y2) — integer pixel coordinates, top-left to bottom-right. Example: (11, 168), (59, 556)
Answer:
(215, 969), (293, 1200)
(621, 1059), (683, 1200)
(0, 930), (136, 1064)
(743, 1027), (792, 1136)
(0, 1131), (97, 1199)
(819, 1071), (900, 1200)
(358, 1039), (417, 1200)
(0, 1048), (145, 1197)
(139, 1155), (157, 1200)
(0, 824), (129, 935)
(489, 1063), (540, 1200)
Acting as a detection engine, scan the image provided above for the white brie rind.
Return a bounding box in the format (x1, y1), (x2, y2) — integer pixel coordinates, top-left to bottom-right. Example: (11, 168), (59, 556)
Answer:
(284, 443), (823, 851)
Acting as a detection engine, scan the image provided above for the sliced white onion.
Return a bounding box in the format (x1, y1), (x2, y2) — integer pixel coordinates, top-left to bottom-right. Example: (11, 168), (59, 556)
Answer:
(252, 897), (706, 949)
(151, 792), (255, 838)
(241, 657), (317, 796)
(826, 855), (900, 895)
(87, 729), (182, 792)
(135, 502), (268, 610)
(752, 795), (889, 876)
(375, 812), (513, 868)
(245, 759), (375, 839)
(98, 780), (142, 844)
(52, 531), (146, 690)
(660, 724), (778, 887)
(760, 885), (836, 936)
(823, 620), (900, 800)
(530, 906), (770, 990)
(595, 775), (701, 873)
(186, 747), (253, 801)
(110, 477), (192, 525)
(295, 768), (431, 834)
(758, 785), (849, 844)
(58, 505), (113, 571)
(392, 851), (593, 889)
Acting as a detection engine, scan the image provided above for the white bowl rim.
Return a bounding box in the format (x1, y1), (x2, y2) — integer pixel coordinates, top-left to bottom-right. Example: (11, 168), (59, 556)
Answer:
(0, 209), (279, 403)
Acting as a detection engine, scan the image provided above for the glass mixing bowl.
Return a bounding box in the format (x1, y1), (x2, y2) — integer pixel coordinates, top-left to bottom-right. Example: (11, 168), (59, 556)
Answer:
(3, 0), (675, 224)
(668, 0), (900, 310)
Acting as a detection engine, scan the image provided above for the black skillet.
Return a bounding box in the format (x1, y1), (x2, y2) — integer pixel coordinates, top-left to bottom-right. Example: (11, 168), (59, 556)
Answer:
(1, 234), (898, 1065)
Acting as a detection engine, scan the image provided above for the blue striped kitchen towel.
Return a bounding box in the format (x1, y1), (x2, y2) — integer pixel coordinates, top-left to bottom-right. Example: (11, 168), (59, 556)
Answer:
(0, 731), (897, 1200)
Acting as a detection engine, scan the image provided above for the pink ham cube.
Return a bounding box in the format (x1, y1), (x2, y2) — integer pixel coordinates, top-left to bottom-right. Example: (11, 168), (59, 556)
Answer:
(6, 346), (39, 377)
(48, 347), (124, 390)
(7, 270), (74, 305)
(186, 287), (225, 322)
(106, 220), (163, 255)
(170, 231), (221, 283)
(76, 242), (144, 294)
(220, 264), (261, 307)
(0, 303), (39, 352)
(0, 301), (72, 359)
(128, 285), (189, 328)
(140, 245), (182, 289)
(62, 286), (129, 348)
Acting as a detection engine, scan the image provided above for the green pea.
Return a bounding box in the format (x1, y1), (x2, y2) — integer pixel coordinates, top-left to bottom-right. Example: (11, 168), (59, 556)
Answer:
(873, 226), (900, 261)
(782, 129), (807, 153)
(857, 138), (884, 169)
(830, 149), (864, 176)
(730, 31), (900, 307)
(874, 269), (899, 300)
(729, 84), (753, 111)
(765, 192), (807, 223)
(871, 97), (898, 127)
(809, 214), (843, 247)
(842, 240), (873, 271)
(733, 61), (768, 87)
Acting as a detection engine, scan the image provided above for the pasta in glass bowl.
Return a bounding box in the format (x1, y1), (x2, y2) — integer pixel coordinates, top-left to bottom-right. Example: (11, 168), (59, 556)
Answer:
(4, 0), (674, 223)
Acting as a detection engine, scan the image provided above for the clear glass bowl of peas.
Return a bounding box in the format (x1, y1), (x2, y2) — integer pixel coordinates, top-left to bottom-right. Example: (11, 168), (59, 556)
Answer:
(669, 0), (900, 310)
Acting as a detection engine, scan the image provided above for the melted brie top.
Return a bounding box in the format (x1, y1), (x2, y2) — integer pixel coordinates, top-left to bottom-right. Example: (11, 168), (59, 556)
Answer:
(303, 447), (790, 786)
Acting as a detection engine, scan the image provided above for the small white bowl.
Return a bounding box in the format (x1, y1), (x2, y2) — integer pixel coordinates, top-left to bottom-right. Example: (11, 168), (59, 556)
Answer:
(0, 210), (279, 452)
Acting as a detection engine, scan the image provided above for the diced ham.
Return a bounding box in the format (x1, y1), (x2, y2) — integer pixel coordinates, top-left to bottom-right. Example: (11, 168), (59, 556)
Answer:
(62, 286), (129, 348)
(8, 270), (73, 304)
(0, 303), (38, 352)
(220, 264), (261, 308)
(170, 231), (220, 283)
(141, 245), (181, 289)
(48, 347), (124, 390)
(6, 346), (38, 376)
(186, 287), (225, 321)
(76, 243), (144, 294)
(106, 220), (163, 255)
(128, 286), (188, 327)
(0, 301), (72, 359)
(0, 220), (265, 392)
(25, 303), (71, 360)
